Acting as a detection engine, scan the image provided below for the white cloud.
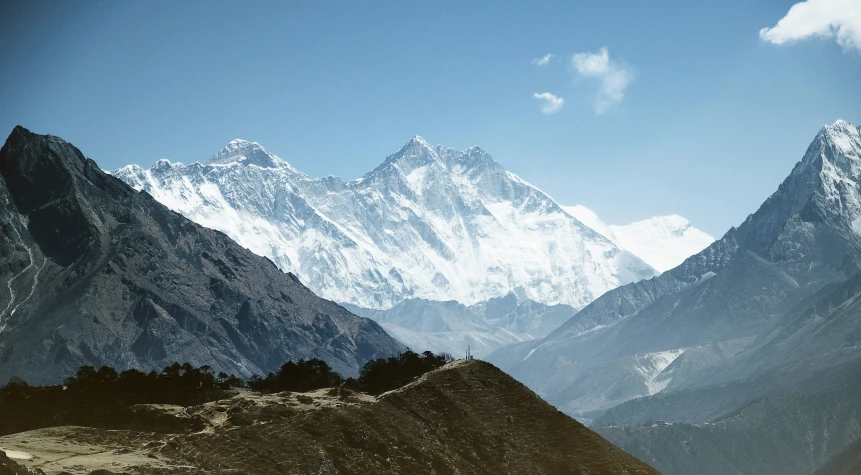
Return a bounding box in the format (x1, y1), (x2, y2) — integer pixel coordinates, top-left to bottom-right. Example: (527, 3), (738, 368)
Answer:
(532, 53), (554, 66)
(533, 92), (565, 114)
(571, 47), (634, 115)
(759, 0), (861, 52)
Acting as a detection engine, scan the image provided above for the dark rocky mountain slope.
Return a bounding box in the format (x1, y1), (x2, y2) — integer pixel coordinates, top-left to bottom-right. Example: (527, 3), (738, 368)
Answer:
(0, 126), (402, 384)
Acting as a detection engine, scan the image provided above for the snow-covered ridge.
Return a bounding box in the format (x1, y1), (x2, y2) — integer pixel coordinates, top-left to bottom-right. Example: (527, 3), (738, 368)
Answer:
(562, 206), (714, 272)
(113, 136), (668, 309)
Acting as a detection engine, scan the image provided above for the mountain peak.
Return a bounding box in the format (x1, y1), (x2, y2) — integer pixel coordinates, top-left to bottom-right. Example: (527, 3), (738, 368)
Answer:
(398, 135), (437, 155)
(461, 145), (491, 160)
(370, 135), (441, 176)
(812, 120), (860, 154)
(151, 158), (178, 171)
(410, 135), (432, 147)
(825, 119), (857, 131)
(206, 139), (287, 169)
(462, 145), (496, 164)
(396, 135), (437, 158)
(822, 120), (861, 154)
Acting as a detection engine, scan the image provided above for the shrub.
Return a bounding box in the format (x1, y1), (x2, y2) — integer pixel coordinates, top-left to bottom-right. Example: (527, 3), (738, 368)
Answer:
(357, 350), (453, 395)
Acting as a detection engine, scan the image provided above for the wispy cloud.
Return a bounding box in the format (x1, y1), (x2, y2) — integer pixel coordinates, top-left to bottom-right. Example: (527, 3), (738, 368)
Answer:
(571, 47), (633, 115)
(760, 0), (861, 53)
(532, 53), (554, 66)
(533, 92), (565, 114)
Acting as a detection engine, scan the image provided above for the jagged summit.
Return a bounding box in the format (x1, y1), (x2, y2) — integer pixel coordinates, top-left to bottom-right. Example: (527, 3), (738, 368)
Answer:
(408, 135), (432, 148)
(395, 136), (436, 158)
(372, 137), (499, 179)
(816, 119), (861, 154)
(151, 158), (180, 171)
(206, 138), (291, 169)
(451, 145), (494, 166)
(823, 119), (860, 133)
(806, 119), (861, 171)
(369, 135), (442, 177)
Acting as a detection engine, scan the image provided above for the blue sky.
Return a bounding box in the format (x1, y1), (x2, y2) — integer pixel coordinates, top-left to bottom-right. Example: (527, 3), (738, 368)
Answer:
(1, 0), (859, 236)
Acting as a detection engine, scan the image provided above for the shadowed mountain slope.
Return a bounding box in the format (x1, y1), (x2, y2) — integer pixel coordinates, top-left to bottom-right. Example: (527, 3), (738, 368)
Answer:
(0, 126), (402, 384)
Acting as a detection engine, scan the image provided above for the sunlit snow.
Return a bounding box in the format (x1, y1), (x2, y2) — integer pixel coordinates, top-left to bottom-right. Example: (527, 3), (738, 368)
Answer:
(114, 137), (658, 309)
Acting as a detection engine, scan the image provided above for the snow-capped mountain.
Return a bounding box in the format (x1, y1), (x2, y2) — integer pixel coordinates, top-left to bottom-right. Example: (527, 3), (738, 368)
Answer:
(489, 120), (861, 425)
(113, 137), (658, 310)
(562, 205), (714, 272)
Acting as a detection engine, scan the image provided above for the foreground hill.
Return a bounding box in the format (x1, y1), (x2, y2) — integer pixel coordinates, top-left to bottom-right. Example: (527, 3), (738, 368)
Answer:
(0, 360), (658, 474)
(0, 126), (402, 384)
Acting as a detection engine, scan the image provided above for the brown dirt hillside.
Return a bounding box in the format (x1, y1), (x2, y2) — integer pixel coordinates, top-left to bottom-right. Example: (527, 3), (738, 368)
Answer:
(1, 360), (658, 474)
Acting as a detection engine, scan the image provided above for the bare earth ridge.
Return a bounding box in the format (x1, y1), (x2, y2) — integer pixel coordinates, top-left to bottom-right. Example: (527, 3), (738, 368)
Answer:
(0, 360), (658, 475)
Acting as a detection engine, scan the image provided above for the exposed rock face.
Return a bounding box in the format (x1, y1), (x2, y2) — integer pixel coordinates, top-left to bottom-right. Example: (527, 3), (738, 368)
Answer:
(0, 360), (660, 475)
(0, 126), (402, 384)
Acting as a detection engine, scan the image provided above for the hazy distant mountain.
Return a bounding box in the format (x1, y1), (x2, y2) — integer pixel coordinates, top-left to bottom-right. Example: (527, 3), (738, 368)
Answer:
(0, 127), (402, 384)
(489, 120), (861, 427)
(597, 376), (861, 475)
(343, 293), (576, 358)
(113, 137), (659, 310)
(563, 205), (714, 272)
